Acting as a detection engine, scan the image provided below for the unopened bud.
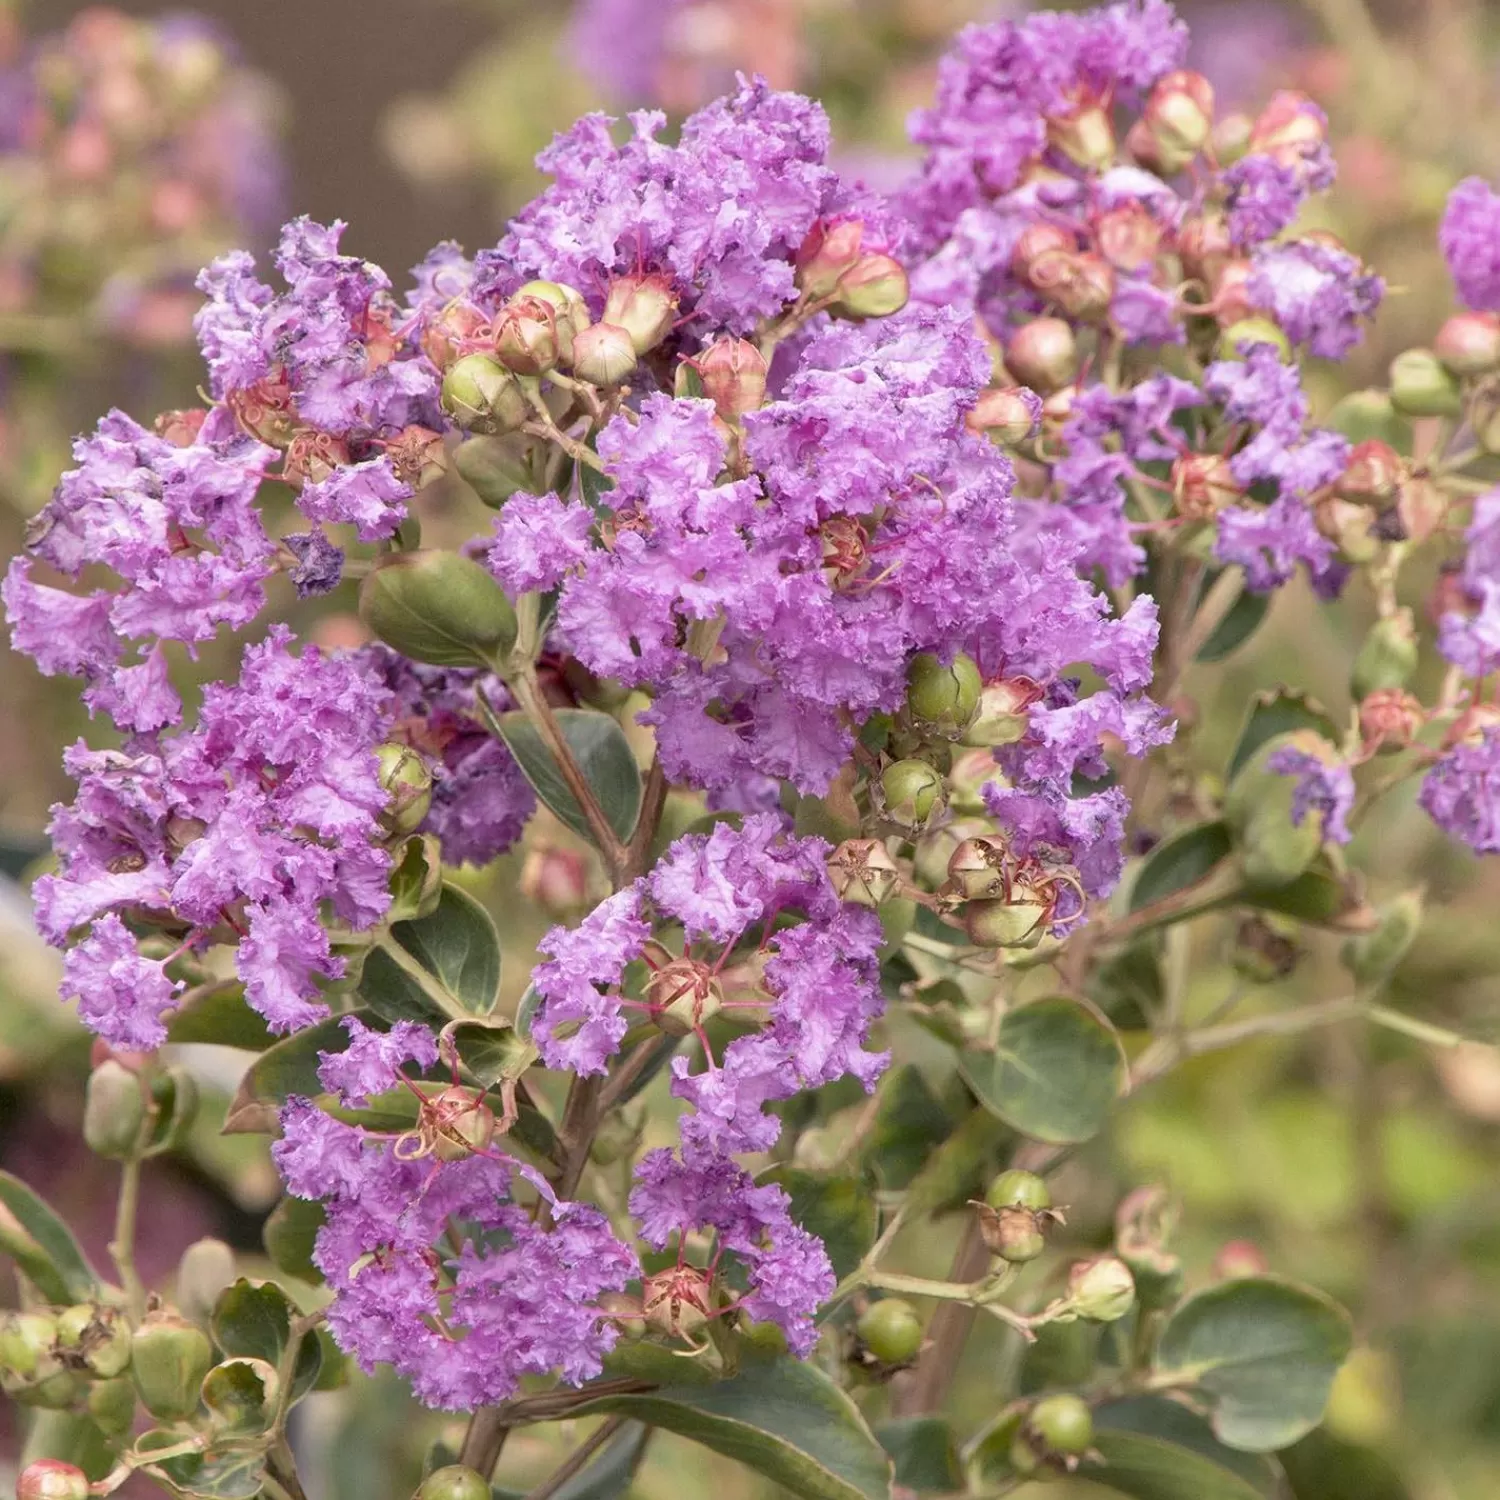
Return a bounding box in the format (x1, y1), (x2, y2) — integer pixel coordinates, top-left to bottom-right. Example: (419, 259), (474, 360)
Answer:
(1177, 215), (1233, 285)
(155, 407), (207, 447)
(515, 280), (590, 365)
(964, 895), (1047, 949)
(416, 1467), (492, 1500)
(646, 958), (724, 1038)
(1217, 316), (1290, 362)
(1005, 318), (1078, 394)
(1342, 889), (1423, 985)
(17, 1463), (89, 1500)
(966, 386), (1040, 445)
(1025, 1393), (1095, 1465)
(375, 743), (434, 836)
(1010, 224), (1078, 288)
(177, 1238), (238, 1327)
(1248, 90), (1327, 165)
(687, 337), (768, 421)
(602, 272), (678, 354)
(0, 1311), (57, 1382)
(572, 322), (638, 385)
(202, 1355), (279, 1434)
(974, 1203), (1050, 1263)
(359, 550), (518, 669)
(1171, 453), (1240, 521)
(453, 433), (547, 508)
(1313, 495), (1378, 564)
(641, 1265), (714, 1340)
(830, 254), (910, 320)
(1125, 116), (1188, 175)
(1351, 610), (1419, 699)
(440, 353), (528, 435)
(419, 300), (488, 371)
(83, 1058), (146, 1158)
(827, 839), (901, 907)
(55, 1302), (132, 1378)
(1144, 70), (1215, 158)
(855, 1299), (923, 1366)
(1212, 1239), (1269, 1280)
(947, 837), (1007, 901)
(795, 217), (866, 299)
(1230, 913), (1301, 983)
(880, 759), (945, 828)
(132, 1309), (215, 1420)
(1337, 440), (1402, 509)
(1389, 348), (1461, 418)
(1048, 252), (1115, 322)
(1065, 1255), (1136, 1322)
(963, 676), (1042, 747)
(1435, 311), (1500, 376)
(986, 1169), (1052, 1212)
(1048, 94), (1115, 170)
(1209, 260), (1257, 327)
(906, 651), (982, 735)
(1114, 1185), (1183, 1304)
(1328, 387), (1402, 444)
(1096, 203), (1163, 272)
(494, 295), (560, 375)
(1358, 688), (1424, 754)
(87, 1374), (137, 1436)
(1211, 111), (1254, 165)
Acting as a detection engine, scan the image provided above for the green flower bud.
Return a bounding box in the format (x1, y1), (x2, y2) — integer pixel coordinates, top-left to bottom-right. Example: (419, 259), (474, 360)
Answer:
(17, 1462), (90, 1500)
(375, 742), (434, 837)
(55, 1303), (132, 1378)
(359, 550), (518, 669)
(1389, 348), (1462, 419)
(453, 433), (548, 507)
(1223, 731), (1330, 890)
(830, 255), (910, 320)
(966, 387), (1038, 445)
(176, 1238), (237, 1328)
(1028, 1393), (1095, 1457)
(826, 839), (901, 907)
(1065, 1255), (1136, 1322)
(963, 677), (1042, 748)
(202, 1356), (280, 1434)
(880, 758), (946, 829)
(1047, 98), (1115, 170)
(571, 322), (638, 386)
(906, 651), (982, 735)
(1217, 317), (1291, 362)
(83, 1058), (146, 1159)
(440, 353), (529, 435)
(87, 1374), (137, 1435)
(147, 1064), (200, 1151)
(1351, 610), (1419, 700)
(131, 1309), (215, 1421)
(1144, 70), (1214, 156)
(0, 1311), (58, 1381)
(515, 279), (590, 365)
(603, 273), (679, 354)
(964, 895), (1047, 949)
(1434, 311), (1500, 376)
(15, 1368), (85, 1409)
(1210, 110), (1253, 165)
(986, 1169), (1052, 1212)
(1327, 387), (1405, 444)
(947, 837), (1008, 901)
(856, 1299), (923, 1366)
(795, 218), (865, 300)
(416, 1467), (492, 1500)
(1005, 318), (1078, 394)
(1341, 889), (1423, 985)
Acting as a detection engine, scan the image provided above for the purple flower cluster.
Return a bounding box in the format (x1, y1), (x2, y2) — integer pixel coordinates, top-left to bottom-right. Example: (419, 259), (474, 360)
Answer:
(274, 1019), (636, 1410)
(1436, 491), (1500, 678)
(1441, 178), (1500, 313)
(34, 629), (395, 1047)
(1421, 724), (1500, 854)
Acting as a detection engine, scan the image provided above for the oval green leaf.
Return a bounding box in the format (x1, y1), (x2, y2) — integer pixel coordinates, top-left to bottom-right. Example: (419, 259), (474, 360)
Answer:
(262, 1195), (326, 1285)
(166, 985), (274, 1051)
(1093, 1397), (1283, 1499)
(1196, 585), (1271, 663)
(496, 708), (642, 847)
(1129, 823), (1234, 914)
(960, 997), (1125, 1144)
(363, 882), (502, 1022)
(572, 1348), (892, 1500)
(758, 1167), (878, 1282)
(0, 1171), (99, 1302)
(876, 1417), (962, 1493)
(211, 1278), (322, 1401)
(1154, 1277), (1353, 1451)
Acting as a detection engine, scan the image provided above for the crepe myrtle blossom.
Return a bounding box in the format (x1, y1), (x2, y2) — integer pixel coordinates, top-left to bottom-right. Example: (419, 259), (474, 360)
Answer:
(1437, 491), (1500, 677)
(1441, 178), (1500, 313)
(1420, 721), (1500, 855)
(274, 1018), (636, 1410)
(35, 628), (396, 1046)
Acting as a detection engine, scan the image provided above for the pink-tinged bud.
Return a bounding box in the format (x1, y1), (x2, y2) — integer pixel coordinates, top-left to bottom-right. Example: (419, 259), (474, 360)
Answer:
(420, 300), (489, 371)
(946, 837), (1007, 900)
(1210, 260), (1257, 326)
(1005, 318), (1077, 394)
(1358, 689), (1424, 754)
(795, 217), (865, 299)
(1434, 311), (1500, 376)
(1313, 495), (1378, 564)
(494, 295), (560, 375)
(1125, 116), (1183, 176)
(515, 279), (590, 365)
(520, 844), (592, 917)
(1212, 111), (1254, 165)
(830, 254), (910, 319)
(827, 838), (901, 907)
(154, 407), (207, 447)
(642, 1265), (714, 1339)
(441, 354), (529, 435)
(1010, 223), (1078, 287)
(1171, 452), (1241, 521)
(1249, 90), (1327, 165)
(1396, 474), (1448, 545)
(686, 336), (769, 420)
(966, 387), (1039, 445)
(1144, 70), (1215, 157)
(1040, 384), (1077, 426)
(1064, 1255), (1136, 1321)
(18, 1462), (89, 1500)
(1095, 203), (1162, 272)
(571, 322), (638, 385)
(1337, 440), (1402, 509)
(603, 272), (678, 354)
(1177, 215), (1234, 284)
(1047, 91), (1115, 170)
(963, 675), (1044, 747)
(1212, 1239), (1269, 1280)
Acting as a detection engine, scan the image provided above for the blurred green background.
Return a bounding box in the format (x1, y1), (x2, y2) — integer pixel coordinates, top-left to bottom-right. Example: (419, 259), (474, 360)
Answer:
(4, 1), (1500, 1497)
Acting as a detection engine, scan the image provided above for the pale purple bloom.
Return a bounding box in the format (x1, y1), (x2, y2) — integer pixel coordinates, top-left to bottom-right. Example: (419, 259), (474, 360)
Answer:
(1249, 240), (1383, 358)
(1437, 491), (1500, 676)
(60, 914), (180, 1051)
(297, 455), (411, 542)
(1420, 728), (1500, 853)
(1441, 178), (1500, 312)
(1222, 154), (1305, 247)
(318, 1017), (439, 1107)
(485, 491), (595, 594)
(1215, 497), (1337, 593)
(1268, 744), (1354, 844)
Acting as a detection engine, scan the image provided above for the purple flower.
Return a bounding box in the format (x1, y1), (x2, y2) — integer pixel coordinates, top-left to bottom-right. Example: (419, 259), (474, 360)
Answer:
(1420, 727), (1500, 853)
(1215, 496), (1337, 594)
(1436, 491), (1500, 676)
(485, 491), (595, 594)
(281, 530), (344, 597)
(1268, 743), (1354, 844)
(1441, 178), (1500, 312)
(318, 1017), (438, 1107)
(1249, 240), (1383, 358)
(60, 914), (180, 1051)
(1222, 154), (1306, 247)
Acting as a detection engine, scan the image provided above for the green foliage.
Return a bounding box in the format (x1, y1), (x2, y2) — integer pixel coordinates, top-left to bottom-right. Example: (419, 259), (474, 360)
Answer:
(495, 708), (643, 846)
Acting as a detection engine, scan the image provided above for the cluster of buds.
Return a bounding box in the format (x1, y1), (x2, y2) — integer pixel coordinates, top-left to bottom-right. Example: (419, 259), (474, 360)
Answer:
(793, 217), (909, 320)
(947, 836), (1085, 950)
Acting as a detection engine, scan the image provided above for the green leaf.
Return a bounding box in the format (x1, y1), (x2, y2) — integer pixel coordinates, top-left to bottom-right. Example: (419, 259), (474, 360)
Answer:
(1241, 856), (1378, 934)
(443, 1018), (538, 1089)
(361, 883), (503, 1023)
(758, 1167), (877, 1282)
(1195, 585), (1270, 663)
(262, 1195), (326, 1284)
(211, 1279), (322, 1401)
(860, 1064), (952, 1191)
(1227, 690), (1339, 784)
(222, 1014), (353, 1133)
(200, 1358), (276, 1434)
(1129, 824), (1233, 914)
(1153, 1277), (1353, 1451)
(901, 1105), (1010, 1219)
(1087, 936), (1164, 1031)
(387, 833), (444, 923)
(573, 1347), (892, 1500)
(166, 985), (274, 1051)
(496, 708), (642, 846)
(876, 1417), (962, 1493)
(139, 1436), (267, 1500)
(1092, 1397), (1283, 1499)
(580, 454), (616, 512)
(0, 1171), (99, 1302)
(548, 1421), (650, 1500)
(960, 997), (1124, 1145)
